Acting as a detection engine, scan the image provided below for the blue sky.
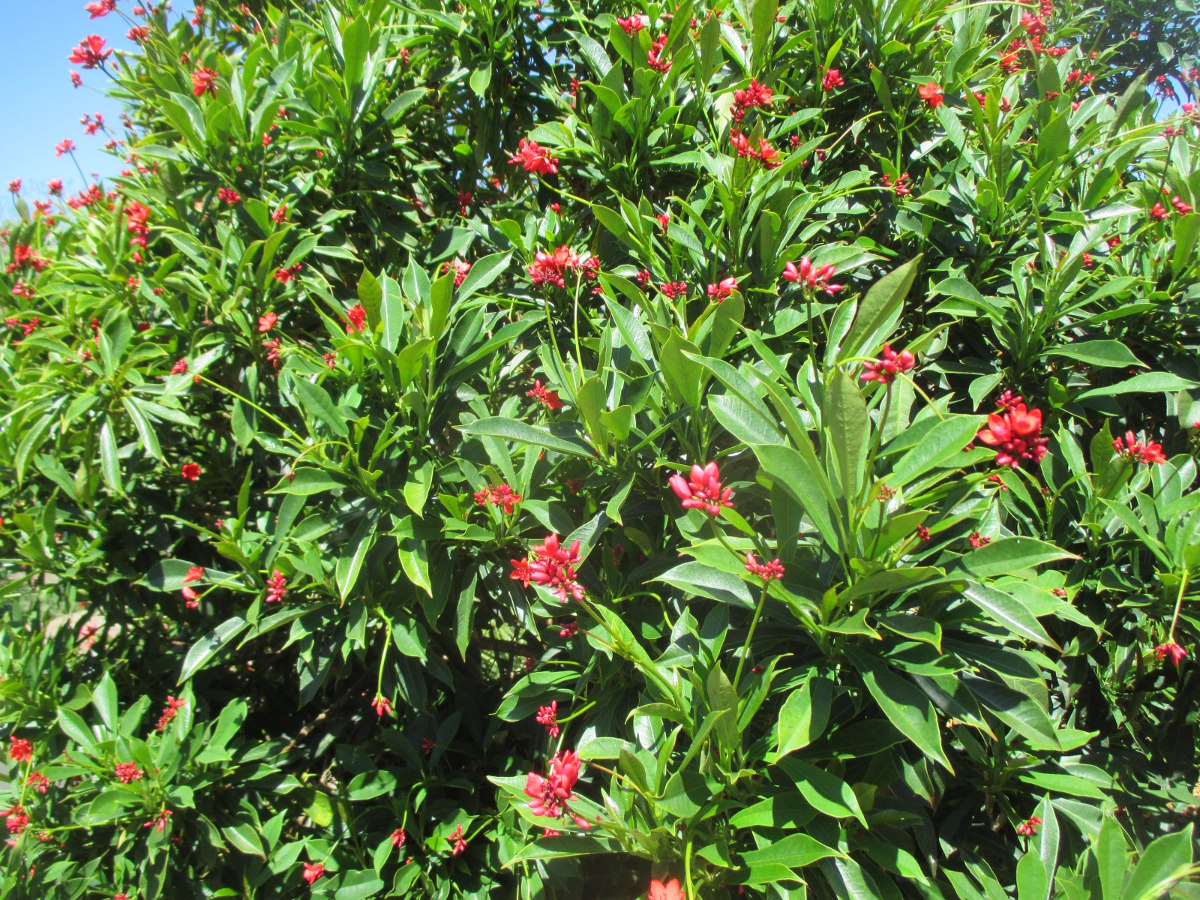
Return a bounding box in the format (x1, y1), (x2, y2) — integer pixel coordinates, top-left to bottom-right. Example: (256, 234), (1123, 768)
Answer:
(2, 0), (139, 202)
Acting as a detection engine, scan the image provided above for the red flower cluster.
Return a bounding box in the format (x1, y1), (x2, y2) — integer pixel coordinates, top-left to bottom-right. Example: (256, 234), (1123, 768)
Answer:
(1113, 430), (1167, 465)
(182, 565), (204, 608)
(822, 68), (844, 91)
(707, 277), (737, 301)
(6, 244), (48, 275)
(968, 531), (991, 548)
(783, 257), (843, 295)
(536, 701), (560, 738)
(881, 173), (912, 197)
(508, 139), (559, 175)
(180, 462), (202, 481)
(115, 762), (143, 783)
(26, 771), (48, 794)
(217, 187), (241, 204)
(617, 14), (645, 34)
(192, 67), (218, 97)
(9, 737), (33, 763)
(732, 78), (772, 122)
(156, 696), (186, 733)
(125, 200), (151, 247)
(976, 402), (1049, 468)
(528, 379), (563, 411)
(649, 879), (686, 900)
(669, 462), (734, 516)
(1016, 815), (1043, 837)
(274, 263), (302, 284)
(528, 245), (580, 288)
(391, 827), (407, 848)
(443, 258), (471, 286)
(345, 302), (367, 333)
(524, 749), (589, 827)
(56, 138), (76, 157)
(86, 0), (117, 17)
(449, 823), (468, 855)
(745, 552), (785, 582)
(660, 281), (687, 299)
(1155, 642), (1187, 664)
(265, 570), (287, 603)
(474, 483), (522, 514)
(301, 862), (325, 885)
(729, 131), (780, 167)
(647, 33), (671, 73)
(69, 35), (111, 69)
(860, 344), (916, 385)
(2, 805), (29, 835)
(918, 82), (944, 108)
(371, 695), (394, 717)
(511, 534), (585, 602)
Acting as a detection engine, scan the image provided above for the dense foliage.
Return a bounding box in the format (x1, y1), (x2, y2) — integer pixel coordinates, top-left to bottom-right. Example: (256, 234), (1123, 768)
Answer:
(3, 0), (1200, 896)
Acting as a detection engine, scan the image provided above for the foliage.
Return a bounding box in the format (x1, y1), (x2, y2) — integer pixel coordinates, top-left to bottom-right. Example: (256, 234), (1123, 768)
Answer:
(2, 0), (1200, 897)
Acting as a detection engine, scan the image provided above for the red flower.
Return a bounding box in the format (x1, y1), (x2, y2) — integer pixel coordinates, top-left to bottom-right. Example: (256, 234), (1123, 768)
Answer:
(7, 179), (20, 193)
(56, 139), (77, 157)
(391, 828), (407, 848)
(115, 762), (143, 783)
(180, 462), (202, 481)
(345, 302), (368, 333)
(85, 0), (117, 17)
(649, 878), (686, 900)
(371, 695), (394, 717)
(191, 67), (218, 97)
(1155, 642), (1187, 664)
(918, 82), (944, 108)
(617, 14), (645, 34)
(647, 33), (671, 73)
(536, 701), (560, 738)
(1114, 430), (1167, 465)
(170, 358), (189, 375)
(669, 462), (734, 516)
(513, 534), (585, 603)
(525, 749), (586, 823)
(156, 696), (187, 732)
(1021, 13), (1047, 36)
(1150, 202), (1168, 221)
(707, 277), (737, 301)
(508, 139), (559, 175)
(444, 258), (472, 286)
(976, 402), (1049, 468)
(449, 824), (468, 855)
(271, 204), (288, 223)
(25, 771), (49, 794)
(881, 173), (912, 197)
(69, 35), (112, 69)
(274, 263), (302, 284)
(476, 483), (523, 513)
(2, 806), (29, 835)
(301, 862), (325, 885)
(822, 68), (845, 91)
(265, 570), (287, 604)
(528, 379), (564, 411)
(745, 552), (785, 582)
(257, 311), (277, 332)
(9, 737), (33, 763)
(968, 531), (990, 548)
(1016, 815), (1043, 837)
(47, 179), (62, 195)
(916, 525), (931, 542)
(217, 187), (241, 204)
(860, 344), (916, 385)
(782, 257), (843, 295)
(144, 809), (173, 832)
(733, 78), (773, 111)
(528, 245), (580, 287)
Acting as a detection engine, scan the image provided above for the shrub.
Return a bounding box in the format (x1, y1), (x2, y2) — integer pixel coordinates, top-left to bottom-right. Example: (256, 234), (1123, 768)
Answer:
(2, 0), (1200, 897)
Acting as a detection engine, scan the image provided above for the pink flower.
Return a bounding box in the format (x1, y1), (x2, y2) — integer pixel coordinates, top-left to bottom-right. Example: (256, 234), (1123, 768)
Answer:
(69, 35), (112, 69)
(1016, 815), (1043, 837)
(745, 552), (785, 582)
(180, 462), (202, 481)
(217, 187), (241, 204)
(391, 828), (407, 848)
(525, 749), (585, 822)
(1155, 642), (1187, 664)
(649, 878), (686, 900)
(536, 701), (560, 738)
(191, 67), (218, 98)
(860, 344), (916, 385)
(508, 139), (559, 175)
(1113, 431), (1167, 465)
(647, 33), (671, 73)
(616, 14), (644, 34)
(918, 82), (945, 108)
(85, 0), (117, 18)
(301, 862), (325, 885)
(25, 772), (49, 794)
(706, 277), (737, 302)
(782, 257), (843, 295)
(56, 139), (77, 157)
(7, 179), (20, 193)
(449, 824), (468, 855)
(371, 695), (394, 717)
(669, 462), (734, 516)
(822, 68), (844, 91)
(265, 570), (287, 604)
(156, 696), (186, 732)
(512, 534), (585, 603)
(9, 737), (33, 763)
(48, 179), (62, 195)
(976, 403), (1050, 468)
(257, 311), (277, 332)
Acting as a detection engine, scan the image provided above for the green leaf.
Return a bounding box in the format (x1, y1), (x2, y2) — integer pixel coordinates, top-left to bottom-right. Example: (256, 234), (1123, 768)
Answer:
(58, 708), (96, 750)
(469, 63), (492, 98)
(455, 251), (511, 303)
(840, 256), (922, 362)
(889, 415), (982, 487)
(340, 15), (368, 89)
(1077, 371), (1196, 401)
(962, 674), (1060, 750)
(706, 666), (739, 754)
(500, 835), (615, 868)
(92, 672), (119, 732)
(958, 538), (1077, 578)
(380, 273), (406, 353)
(961, 581), (1056, 647)
(1015, 850), (1048, 900)
(179, 616), (249, 683)
(459, 417), (595, 458)
(1043, 340), (1144, 369)
(335, 529), (376, 601)
(291, 378), (348, 437)
(1123, 824), (1194, 900)
(776, 675), (831, 758)
(1095, 816), (1129, 900)
(383, 88), (425, 122)
(1173, 213), (1200, 275)
(752, 443), (838, 550)
(828, 368), (869, 498)
(335, 870), (387, 900)
(741, 832), (843, 873)
(779, 758), (867, 825)
(656, 561), (756, 608)
(847, 649), (952, 772)
(223, 822), (265, 858)
(98, 417), (123, 494)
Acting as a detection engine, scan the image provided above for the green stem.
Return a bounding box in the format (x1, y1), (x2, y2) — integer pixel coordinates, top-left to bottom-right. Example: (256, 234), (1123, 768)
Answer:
(685, 835), (696, 899)
(1168, 568), (1190, 643)
(733, 577), (771, 695)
